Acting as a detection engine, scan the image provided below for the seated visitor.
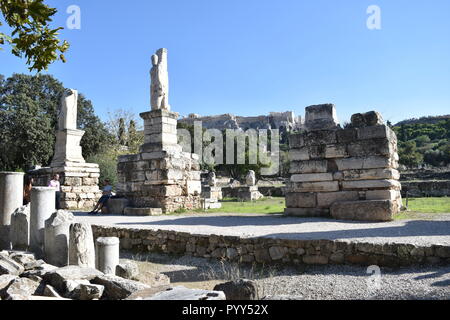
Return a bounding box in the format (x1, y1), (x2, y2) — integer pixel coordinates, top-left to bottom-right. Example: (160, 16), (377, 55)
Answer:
(89, 179), (114, 215)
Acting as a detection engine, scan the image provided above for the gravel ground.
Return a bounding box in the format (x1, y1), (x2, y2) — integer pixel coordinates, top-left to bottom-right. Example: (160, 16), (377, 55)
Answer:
(76, 213), (450, 246)
(123, 252), (450, 300)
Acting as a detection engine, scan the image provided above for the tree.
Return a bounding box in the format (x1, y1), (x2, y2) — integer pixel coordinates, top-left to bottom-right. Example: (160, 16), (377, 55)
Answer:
(0, 73), (111, 171)
(0, 0), (69, 71)
(118, 118), (126, 146)
(398, 141), (423, 168)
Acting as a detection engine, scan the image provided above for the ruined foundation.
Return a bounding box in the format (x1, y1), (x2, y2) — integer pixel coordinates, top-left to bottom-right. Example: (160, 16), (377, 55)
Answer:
(285, 104), (402, 222)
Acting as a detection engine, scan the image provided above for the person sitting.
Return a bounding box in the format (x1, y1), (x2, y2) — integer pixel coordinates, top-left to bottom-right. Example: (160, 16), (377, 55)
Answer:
(89, 179), (113, 215)
(23, 176), (34, 206)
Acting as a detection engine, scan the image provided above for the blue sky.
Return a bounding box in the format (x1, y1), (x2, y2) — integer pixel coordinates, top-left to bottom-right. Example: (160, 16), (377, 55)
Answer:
(1, 0), (449, 125)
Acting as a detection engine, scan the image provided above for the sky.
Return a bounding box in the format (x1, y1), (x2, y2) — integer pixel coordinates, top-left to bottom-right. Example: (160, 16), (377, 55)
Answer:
(1, 0), (449, 125)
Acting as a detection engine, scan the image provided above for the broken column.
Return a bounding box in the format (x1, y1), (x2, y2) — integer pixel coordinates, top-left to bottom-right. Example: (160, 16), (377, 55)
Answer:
(95, 237), (120, 275)
(0, 172), (24, 250)
(237, 170), (263, 202)
(69, 223), (96, 268)
(28, 90), (102, 210)
(116, 48), (202, 214)
(285, 105), (401, 222)
(44, 210), (74, 267)
(30, 187), (56, 257)
(10, 204), (30, 251)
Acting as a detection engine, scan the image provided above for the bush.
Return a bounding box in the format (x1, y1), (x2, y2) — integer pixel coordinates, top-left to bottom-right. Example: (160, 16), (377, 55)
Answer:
(87, 153), (118, 189)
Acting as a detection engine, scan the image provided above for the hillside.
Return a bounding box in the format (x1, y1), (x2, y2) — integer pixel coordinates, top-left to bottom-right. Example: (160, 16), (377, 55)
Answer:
(392, 116), (450, 168)
(395, 115), (450, 127)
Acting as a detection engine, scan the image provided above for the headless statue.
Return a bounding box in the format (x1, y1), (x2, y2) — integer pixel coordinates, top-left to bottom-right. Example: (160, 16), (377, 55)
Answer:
(150, 48), (170, 111)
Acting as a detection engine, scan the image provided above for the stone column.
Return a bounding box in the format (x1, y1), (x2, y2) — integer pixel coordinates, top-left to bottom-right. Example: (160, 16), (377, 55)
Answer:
(69, 223), (96, 268)
(10, 204), (30, 251)
(95, 237), (120, 275)
(0, 172), (25, 250)
(44, 210), (74, 267)
(30, 187), (56, 257)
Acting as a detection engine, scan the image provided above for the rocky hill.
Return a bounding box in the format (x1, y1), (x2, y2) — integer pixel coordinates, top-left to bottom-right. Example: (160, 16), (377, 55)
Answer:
(395, 115), (450, 127)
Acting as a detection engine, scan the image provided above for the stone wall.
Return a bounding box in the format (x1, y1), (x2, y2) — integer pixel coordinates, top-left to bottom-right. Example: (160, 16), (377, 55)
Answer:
(91, 225), (450, 267)
(117, 110), (202, 213)
(29, 164), (102, 210)
(285, 105), (402, 221)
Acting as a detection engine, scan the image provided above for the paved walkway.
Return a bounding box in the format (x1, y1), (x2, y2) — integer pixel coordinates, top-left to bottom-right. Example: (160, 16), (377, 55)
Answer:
(74, 213), (450, 246)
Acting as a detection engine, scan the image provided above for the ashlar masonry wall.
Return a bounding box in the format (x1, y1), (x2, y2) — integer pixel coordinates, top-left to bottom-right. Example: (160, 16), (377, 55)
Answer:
(285, 104), (402, 221)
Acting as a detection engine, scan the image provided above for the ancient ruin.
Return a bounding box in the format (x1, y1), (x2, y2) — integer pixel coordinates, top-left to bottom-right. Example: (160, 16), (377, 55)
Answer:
(29, 90), (102, 210)
(201, 172), (223, 209)
(237, 170), (264, 202)
(116, 49), (202, 214)
(285, 104), (402, 221)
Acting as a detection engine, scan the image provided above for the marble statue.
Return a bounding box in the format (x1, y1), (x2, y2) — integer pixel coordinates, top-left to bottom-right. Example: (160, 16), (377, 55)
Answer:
(150, 48), (170, 111)
(58, 89), (78, 130)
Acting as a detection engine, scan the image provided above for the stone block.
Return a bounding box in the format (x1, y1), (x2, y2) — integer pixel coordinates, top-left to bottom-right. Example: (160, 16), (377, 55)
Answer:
(305, 104), (339, 130)
(336, 128), (357, 144)
(287, 181), (339, 193)
(187, 181), (202, 196)
(365, 190), (402, 201)
(289, 148), (310, 161)
(351, 111), (384, 128)
(325, 144), (348, 159)
(124, 208), (163, 216)
(317, 191), (360, 208)
(343, 168), (400, 181)
(284, 208), (330, 217)
(342, 180), (401, 191)
(305, 130), (337, 146)
(331, 200), (398, 222)
(347, 139), (393, 157)
(335, 156), (398, 171)
(290, 160), (328, 174)
(285, 193), (316, 208)
(289, 132), (306, 148)
(291, 173), (333, 183)
(357, 125), (396, 141)
(107, 198), (129, 215)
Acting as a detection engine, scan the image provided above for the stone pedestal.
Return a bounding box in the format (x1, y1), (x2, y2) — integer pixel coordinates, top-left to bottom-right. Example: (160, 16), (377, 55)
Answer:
(201, 186), (223, 209)
(107, 198), (129, 215)
(0, 172), (24, 250)
(51, 129), (86, 166)
(237, 186), (263, 202)
(27, 89), (102, 211)
(69, 223), (96, 268)
(285, 106), (402, 222)
(117, 110), (202, 213)
(44, 210), (74, 267)
(95, 237), (120, 275)
(29, 163), (102, 210)
(30, 187), (56, 257)
(10, 205), (30, 251)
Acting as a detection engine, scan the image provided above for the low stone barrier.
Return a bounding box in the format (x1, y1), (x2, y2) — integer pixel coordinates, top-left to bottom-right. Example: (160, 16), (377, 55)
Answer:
(91, 225), (450, 267)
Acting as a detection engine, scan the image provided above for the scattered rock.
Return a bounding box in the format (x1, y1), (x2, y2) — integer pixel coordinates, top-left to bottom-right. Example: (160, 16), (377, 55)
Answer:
(1, 277), (40, 300)
(214, 279), (259, 300)
(143, 286), (226, 300)
(78, 284), (105, 300)
(9, 252), (36, 267)
(125, 285), (172, 300)
(116, 259), (140, 280)
(0, 275), (18, 291)
(91, 275), (152, 300)
(43, 266), (103, 293)
(43, 284), (61, 298)
(0, 254), (25, 275)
